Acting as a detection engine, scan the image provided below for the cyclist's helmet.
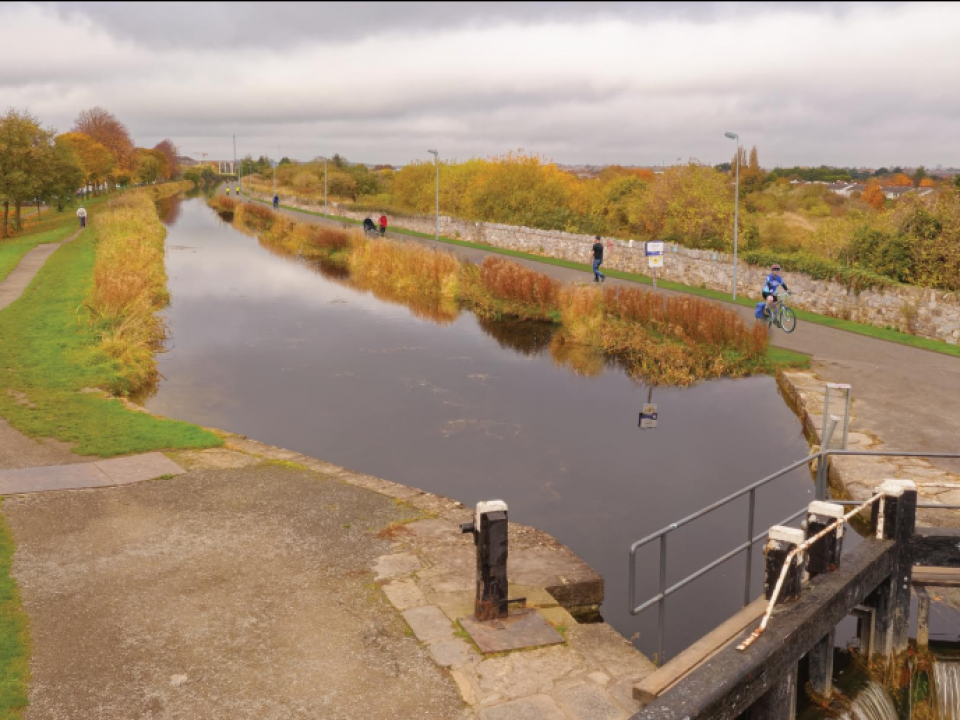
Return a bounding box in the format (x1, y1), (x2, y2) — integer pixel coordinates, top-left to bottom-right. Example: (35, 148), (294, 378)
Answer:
(771, 264), (781, 272)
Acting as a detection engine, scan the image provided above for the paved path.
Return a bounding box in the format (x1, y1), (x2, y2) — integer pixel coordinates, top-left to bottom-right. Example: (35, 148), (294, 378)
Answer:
(237, 191), (960, 475)
(0, 452), (185, 494)
(0, 228), (81, 311)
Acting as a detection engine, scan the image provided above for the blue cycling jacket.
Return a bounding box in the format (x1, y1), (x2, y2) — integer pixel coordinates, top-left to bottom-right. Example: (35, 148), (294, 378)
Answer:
(763, 273), (788, 295)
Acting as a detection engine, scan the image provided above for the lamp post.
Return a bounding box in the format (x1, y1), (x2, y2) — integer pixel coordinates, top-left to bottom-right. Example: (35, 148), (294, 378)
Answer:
(273, 145), (279, 199)
(427, 149), (439, 241)
(322, 156), (328, 217)
(724, 131), (740, 300)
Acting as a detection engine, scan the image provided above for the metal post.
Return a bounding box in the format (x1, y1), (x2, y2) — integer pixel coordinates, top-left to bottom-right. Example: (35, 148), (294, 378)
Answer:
(724, 131), (740, 300)
(658, 533), (667, 665)
(460, 501), (510, 621)
(744, 489), (756, 606)
(324, 158), (328, 218)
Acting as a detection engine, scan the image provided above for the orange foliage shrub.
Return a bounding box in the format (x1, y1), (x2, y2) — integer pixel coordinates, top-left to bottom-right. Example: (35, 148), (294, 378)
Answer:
(477, 257), (560, 310)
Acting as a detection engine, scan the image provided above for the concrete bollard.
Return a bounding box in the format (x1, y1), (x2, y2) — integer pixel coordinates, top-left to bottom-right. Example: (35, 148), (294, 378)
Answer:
(460, 500), (509, 621)
(805, 501), (846, 579)
(764, 526), (806, 604)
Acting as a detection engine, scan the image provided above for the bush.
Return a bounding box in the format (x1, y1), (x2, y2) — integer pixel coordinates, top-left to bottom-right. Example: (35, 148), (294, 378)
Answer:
(743, 248), (894, 290)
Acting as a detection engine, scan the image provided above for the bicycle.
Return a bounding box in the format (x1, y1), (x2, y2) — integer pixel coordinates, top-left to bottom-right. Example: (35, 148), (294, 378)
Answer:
(761, 290), (797, 334)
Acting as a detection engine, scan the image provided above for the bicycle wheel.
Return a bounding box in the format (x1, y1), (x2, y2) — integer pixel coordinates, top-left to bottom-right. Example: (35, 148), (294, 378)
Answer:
(779, 307), (797, 333)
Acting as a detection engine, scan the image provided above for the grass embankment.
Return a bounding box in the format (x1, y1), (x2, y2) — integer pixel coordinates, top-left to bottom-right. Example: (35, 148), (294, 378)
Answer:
(214, 197), (784, 384)
(0, 508), (28, 718)
(0, 196), (110, 284)
(0, 181), (220, 456)
(245, 193), (959, 361)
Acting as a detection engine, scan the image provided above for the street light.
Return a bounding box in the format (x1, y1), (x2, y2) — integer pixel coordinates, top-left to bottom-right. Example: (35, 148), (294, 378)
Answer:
(319, 156), (328, 217)
(724, 131), (740, 300)
(273, 145), (280, 200)
(427, 149), (439, 241)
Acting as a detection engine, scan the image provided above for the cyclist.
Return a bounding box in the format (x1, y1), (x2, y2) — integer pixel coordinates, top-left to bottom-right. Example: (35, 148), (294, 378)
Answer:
(762, 263), (789, 318)
(273, 194), (280, 210)
(226, 186), (231, 196)
(235, 184), (240, 195)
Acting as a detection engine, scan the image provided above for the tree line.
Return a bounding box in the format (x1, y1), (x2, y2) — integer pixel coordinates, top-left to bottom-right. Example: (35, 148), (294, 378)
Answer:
(0, 106), (180, 238)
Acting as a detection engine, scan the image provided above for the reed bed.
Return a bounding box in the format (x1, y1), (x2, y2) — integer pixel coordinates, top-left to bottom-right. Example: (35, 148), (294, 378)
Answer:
(460, 256), (561, 321)
(88, 190), (171, 395)
(603, 286), (768, 359)
(211, 202), (771, 384)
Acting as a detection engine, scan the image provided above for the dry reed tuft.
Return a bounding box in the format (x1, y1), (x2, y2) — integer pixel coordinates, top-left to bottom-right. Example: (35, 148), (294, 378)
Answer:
(88, 190), (171, 395)
(208, 195), (237, 220)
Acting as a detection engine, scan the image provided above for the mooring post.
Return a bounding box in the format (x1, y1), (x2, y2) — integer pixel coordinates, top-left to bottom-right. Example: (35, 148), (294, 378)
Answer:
(460, 500), (509, 621)
(805, 501), (845, 579)
(867, 479), (917, 658)
(804, 501), (844, 699)
(764, 526), (806, 603)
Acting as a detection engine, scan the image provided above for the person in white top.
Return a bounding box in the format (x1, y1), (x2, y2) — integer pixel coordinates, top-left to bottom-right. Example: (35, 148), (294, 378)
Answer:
(77, 206), (87, 228)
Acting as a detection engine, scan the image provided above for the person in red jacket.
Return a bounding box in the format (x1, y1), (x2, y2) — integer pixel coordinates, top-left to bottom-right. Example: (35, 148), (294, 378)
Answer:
(379, 213), (388, 237)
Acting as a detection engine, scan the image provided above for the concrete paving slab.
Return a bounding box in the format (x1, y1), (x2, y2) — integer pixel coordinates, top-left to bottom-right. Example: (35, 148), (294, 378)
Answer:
(0, 452), (186, 495)
(0, 463), (110, 495)
(382, 579), (428, 611)
(374, 552), (421, 580)
(427, 638), (478, 668)
(95, 452), (186, 485)
(555, 682), (629, 720)
(460, 608), (564, 654)
(478, 694), (568, 720)
(402, 605), (454, 644)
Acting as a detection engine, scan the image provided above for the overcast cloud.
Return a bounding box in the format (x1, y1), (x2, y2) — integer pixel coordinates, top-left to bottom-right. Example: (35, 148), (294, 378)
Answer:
(1, 1), (955, 168)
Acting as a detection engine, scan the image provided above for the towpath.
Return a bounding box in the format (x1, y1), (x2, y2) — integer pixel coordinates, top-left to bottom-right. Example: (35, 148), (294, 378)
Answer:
(250, 193), (960, 482)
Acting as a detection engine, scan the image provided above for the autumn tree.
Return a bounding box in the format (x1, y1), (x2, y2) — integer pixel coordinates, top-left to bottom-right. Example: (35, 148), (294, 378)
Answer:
(153, 139), (178, 179)
(863, 179), (886, 210)
(0, 108), (56, 236)
(919, 177), (936, 188)
(73, 107), (134, 185)
(59, 132), (115, 196)
(45, 136), (85, 211)
(912, 166), (928, 187)
(885, 173), (913, 187)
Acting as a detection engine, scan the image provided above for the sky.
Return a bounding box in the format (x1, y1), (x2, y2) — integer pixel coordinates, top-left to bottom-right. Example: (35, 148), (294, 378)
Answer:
(2, 1), (958, 168)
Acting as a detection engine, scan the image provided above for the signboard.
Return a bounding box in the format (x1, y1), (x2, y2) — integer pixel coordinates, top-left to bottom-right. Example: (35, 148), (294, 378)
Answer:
(645, 241), (664, 256)
(648, 255), (664, 268)
(639, 403), (658, 429)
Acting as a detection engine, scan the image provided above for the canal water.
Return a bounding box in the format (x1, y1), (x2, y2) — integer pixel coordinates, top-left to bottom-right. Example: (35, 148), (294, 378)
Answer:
(149, 196), (819, 660)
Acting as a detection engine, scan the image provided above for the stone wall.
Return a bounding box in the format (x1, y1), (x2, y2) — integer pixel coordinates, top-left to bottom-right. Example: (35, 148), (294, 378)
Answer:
(265, 191), (960, 345)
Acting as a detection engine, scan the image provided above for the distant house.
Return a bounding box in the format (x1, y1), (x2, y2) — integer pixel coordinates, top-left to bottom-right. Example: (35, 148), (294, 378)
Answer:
(882, 186), (915, 200)
(826, 182), (864, 197)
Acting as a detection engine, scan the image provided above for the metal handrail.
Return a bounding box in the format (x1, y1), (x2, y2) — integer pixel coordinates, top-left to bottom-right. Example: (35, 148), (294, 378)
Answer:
(628, 449), (960, 664)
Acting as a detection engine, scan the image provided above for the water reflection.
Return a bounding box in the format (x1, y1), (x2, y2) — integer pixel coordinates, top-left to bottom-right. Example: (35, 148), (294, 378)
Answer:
(150, 197), (815, 659)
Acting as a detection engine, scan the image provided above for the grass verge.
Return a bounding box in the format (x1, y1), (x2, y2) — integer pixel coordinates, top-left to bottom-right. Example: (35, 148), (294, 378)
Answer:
(0, 196), (110, 284)
(0, 505), (28, 719)
(0, 191), (221, 456)
(248, 195), (960, 360)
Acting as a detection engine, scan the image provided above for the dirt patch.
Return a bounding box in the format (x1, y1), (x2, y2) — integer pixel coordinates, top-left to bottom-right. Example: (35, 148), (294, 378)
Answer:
(4, 465), (466, 719)
(0, 417), (84, 470)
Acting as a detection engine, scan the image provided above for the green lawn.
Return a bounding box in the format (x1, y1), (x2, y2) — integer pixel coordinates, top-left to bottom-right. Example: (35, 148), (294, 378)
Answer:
(0, 507), (28, 720)
(0, 197), (109, 284)
(0, 225), (222, 457)
(250, 195), (960, 360)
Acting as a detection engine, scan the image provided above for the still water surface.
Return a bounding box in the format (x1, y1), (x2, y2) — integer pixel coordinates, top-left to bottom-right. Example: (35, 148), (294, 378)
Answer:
(148, 197), (815, 659)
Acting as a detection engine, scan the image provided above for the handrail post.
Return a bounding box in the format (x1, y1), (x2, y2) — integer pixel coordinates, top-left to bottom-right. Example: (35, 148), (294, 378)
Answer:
(744, 489), (755, 606)
(658, 534), (667, 665)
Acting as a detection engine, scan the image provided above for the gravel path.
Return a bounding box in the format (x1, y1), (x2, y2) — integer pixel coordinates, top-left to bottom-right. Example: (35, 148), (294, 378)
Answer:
(3, 461), (466, 719)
